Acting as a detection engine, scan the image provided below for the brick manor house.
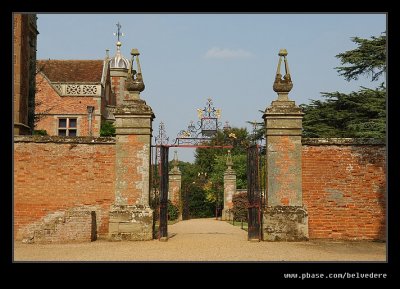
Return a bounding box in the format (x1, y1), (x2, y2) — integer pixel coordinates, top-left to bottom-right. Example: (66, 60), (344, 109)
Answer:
(34, 38), (142, 137)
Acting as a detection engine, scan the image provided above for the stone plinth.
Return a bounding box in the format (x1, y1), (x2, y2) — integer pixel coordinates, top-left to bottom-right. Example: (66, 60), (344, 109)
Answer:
(263, 206), (308, 241)
(108, 204), (153, 241)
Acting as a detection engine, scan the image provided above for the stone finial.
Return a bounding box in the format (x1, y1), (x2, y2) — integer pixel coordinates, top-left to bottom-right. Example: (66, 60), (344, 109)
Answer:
(170, 150), (181, 174)
(273, 48), (293, 100)
(173, 150), (179, 167)
(226, 150), (233, 170)
(125, 48), (145, 93)
(131, 48), (140, 56)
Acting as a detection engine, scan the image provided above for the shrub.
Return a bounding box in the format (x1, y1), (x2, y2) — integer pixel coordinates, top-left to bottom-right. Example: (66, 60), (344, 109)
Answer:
(100, 121), (116, 137)
(231, 192), (248, 222)
(33, 129), (47, 136)
(167, 200), (179, 221)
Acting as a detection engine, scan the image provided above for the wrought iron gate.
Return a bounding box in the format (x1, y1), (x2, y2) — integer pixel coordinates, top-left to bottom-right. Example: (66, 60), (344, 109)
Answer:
(159, 145), (169, 240)
(247, 145), (264, 241)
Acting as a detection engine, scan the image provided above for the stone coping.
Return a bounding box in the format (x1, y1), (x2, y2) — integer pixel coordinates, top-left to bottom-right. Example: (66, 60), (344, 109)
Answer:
(302, 138), (385, 146)
(14, 135), (116, 144)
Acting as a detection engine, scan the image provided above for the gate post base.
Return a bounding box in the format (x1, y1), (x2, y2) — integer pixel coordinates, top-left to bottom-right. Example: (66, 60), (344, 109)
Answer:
(108, 204), (153, 241)
(262, 206), (308, 241)
(221, 209), (231, 221)
(249, 239), (260, 242)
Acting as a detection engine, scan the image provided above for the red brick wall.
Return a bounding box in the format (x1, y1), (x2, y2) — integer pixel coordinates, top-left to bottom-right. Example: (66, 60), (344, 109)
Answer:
(302, 142), (386, 240)
(35, 74), (101, 136)
(14, 136), (115, 240)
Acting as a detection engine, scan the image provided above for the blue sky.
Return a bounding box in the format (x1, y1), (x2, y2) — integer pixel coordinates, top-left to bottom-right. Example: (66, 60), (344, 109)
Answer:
(36, 13), (386, 162)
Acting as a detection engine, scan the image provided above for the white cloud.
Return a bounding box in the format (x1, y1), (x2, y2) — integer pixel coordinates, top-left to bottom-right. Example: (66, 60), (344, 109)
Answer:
(204, 47), (253, 59)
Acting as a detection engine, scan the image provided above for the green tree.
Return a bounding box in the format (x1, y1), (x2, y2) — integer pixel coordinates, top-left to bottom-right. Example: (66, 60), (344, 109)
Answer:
(173, 127), (252, 218)
(194, 127), (250, 174)
(301, 85), (385, 138)
(301, 33), (386, 139)
(100, 121), (116, 137)
(207, 154), (248, 191)
(179, 161), (214, 219)
(335, 33), (386, 82)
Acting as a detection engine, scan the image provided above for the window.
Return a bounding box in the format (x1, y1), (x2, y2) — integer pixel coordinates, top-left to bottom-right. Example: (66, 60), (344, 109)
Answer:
(58, 118), (77, 136)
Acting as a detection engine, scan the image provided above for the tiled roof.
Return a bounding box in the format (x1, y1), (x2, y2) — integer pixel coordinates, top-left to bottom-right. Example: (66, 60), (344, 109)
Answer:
(37, 60), (105, 83)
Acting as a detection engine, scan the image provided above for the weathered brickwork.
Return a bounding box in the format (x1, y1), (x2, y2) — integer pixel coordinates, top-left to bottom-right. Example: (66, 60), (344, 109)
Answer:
(168, 174), (181, 206)
(20, 206), (97, 244)
(114, 134), (150, 205)
(267, 135), (303, 206)
(14, 136), (116, 241)
(302, 140), (386, 240)
(108, 204), (153, 241)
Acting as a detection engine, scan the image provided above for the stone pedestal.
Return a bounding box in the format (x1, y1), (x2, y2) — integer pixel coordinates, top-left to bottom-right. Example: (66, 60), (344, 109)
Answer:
(108, 204), (153, 241)
(261, 49), (308, 241)
(263, 206), (308, 241)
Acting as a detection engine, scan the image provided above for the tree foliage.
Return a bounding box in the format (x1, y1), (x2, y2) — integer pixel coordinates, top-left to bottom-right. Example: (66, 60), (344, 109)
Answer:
(100, 121), (116, 137)
(301, 84), (386, 138)
(194, 127), (250, 189)
(176, 127), (252, 218)
(301, 33), (386, 139)
(179, 161), (214, 219)
(194, 127), (250, 174)
(335, 33), (386, 82)
(167, 200), (179, 221)
(231, 192), (248, 222)
(33, 129), (48, 136)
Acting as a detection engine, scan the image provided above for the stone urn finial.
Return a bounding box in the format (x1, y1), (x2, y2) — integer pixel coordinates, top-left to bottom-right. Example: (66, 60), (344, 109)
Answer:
(226, 150), (233, 170)
(170, 150), (181, 173)
(125, 48), (145, 93)
(273, 48), (293, 100)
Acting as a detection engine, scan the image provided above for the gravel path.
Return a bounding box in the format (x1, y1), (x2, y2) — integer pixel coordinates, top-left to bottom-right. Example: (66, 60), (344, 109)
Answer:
(14, 218), (386, 262)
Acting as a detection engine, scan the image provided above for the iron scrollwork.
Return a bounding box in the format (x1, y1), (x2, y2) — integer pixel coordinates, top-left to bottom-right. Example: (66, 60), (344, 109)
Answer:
(172, 98), (223, 146)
